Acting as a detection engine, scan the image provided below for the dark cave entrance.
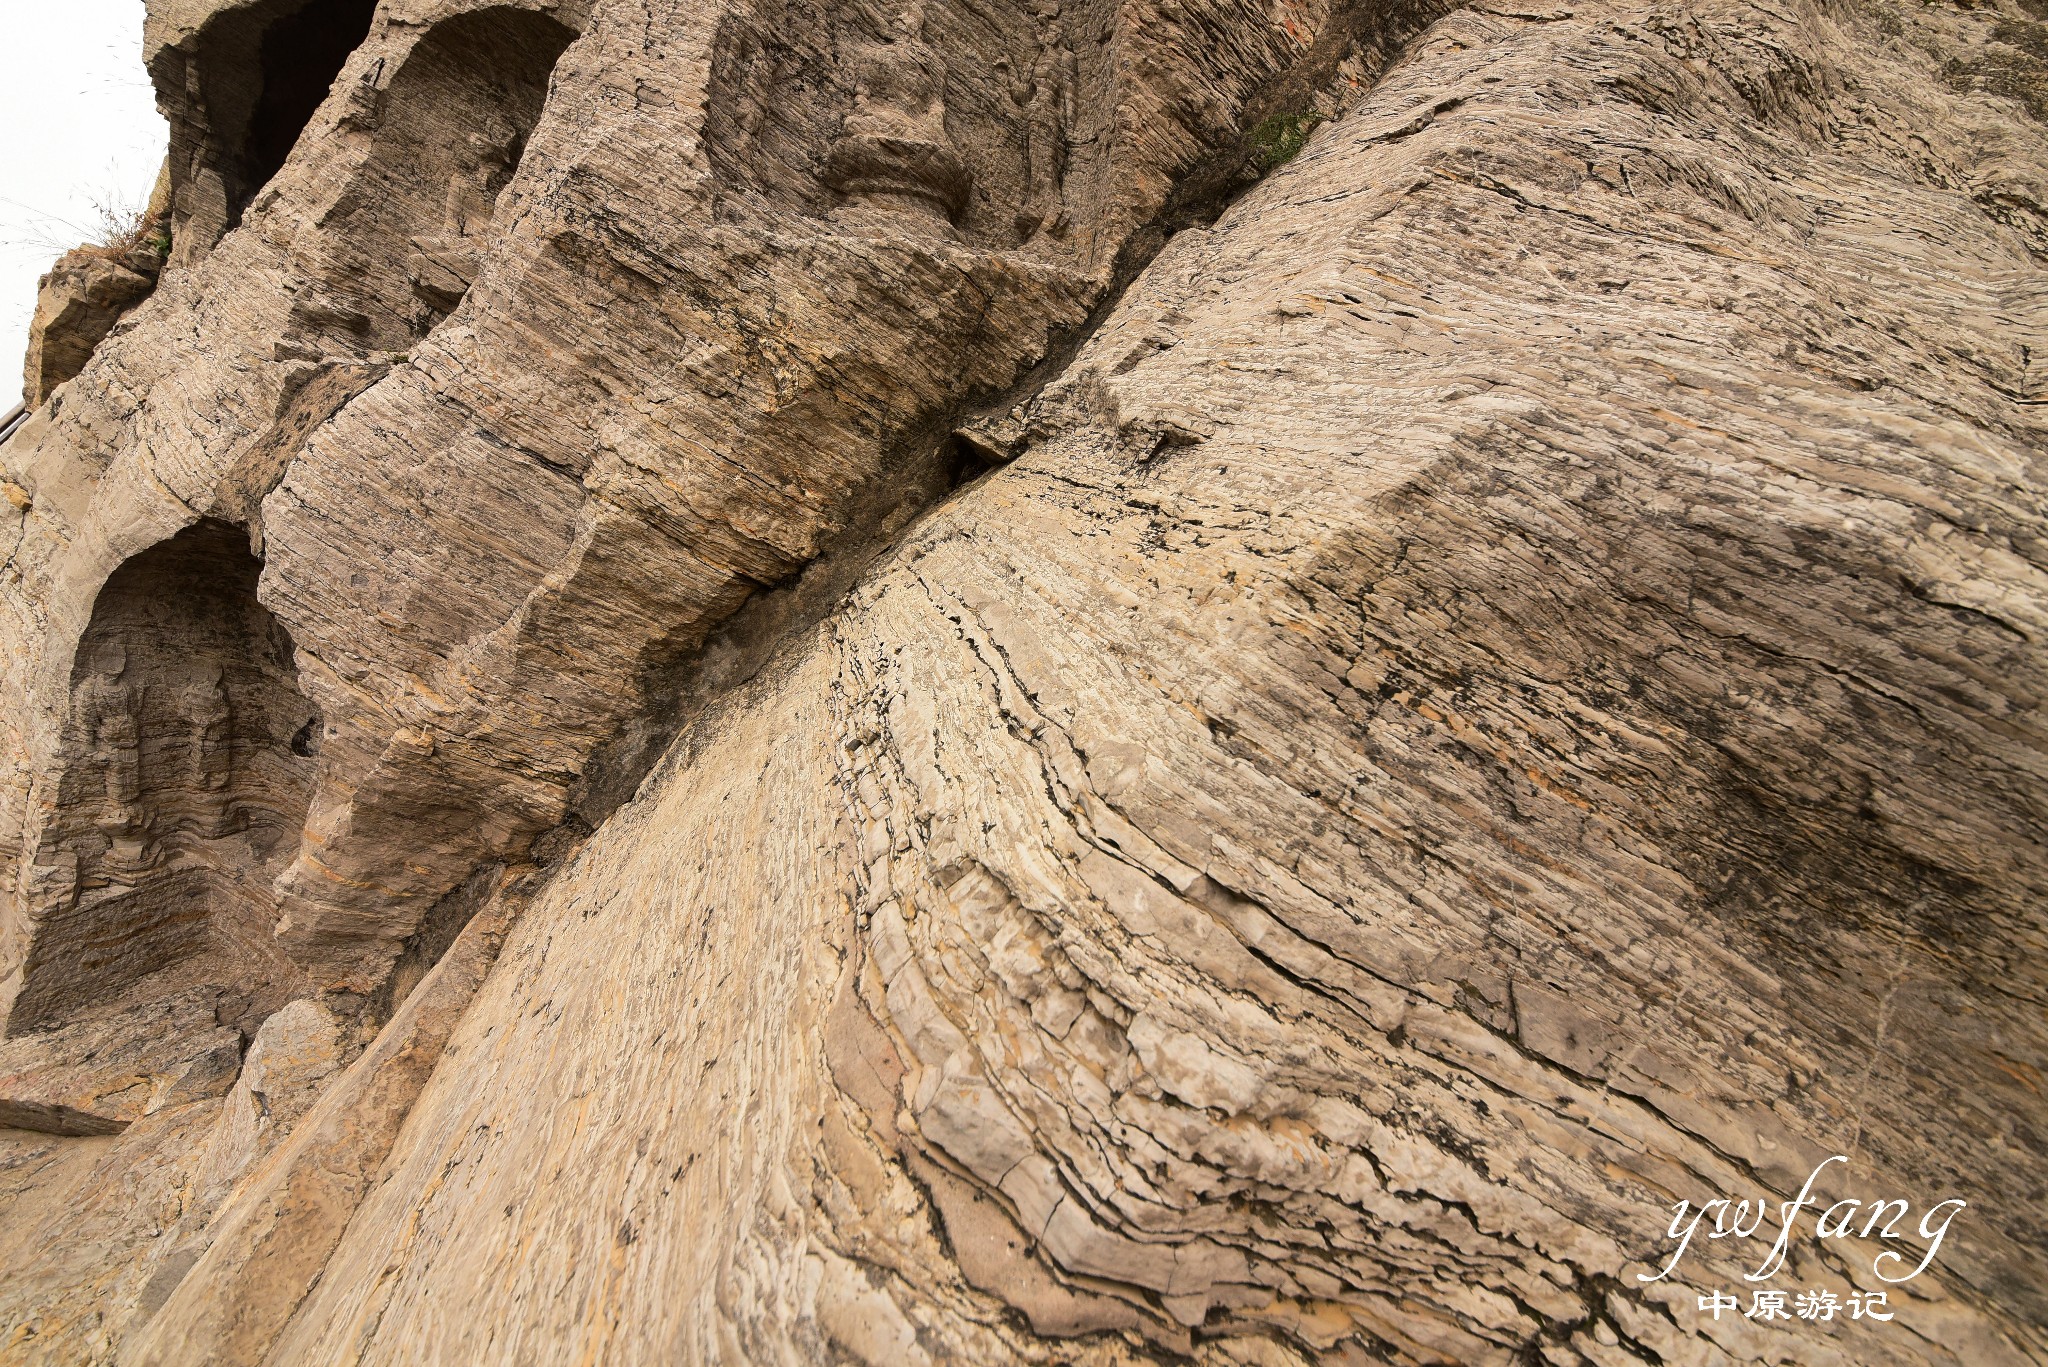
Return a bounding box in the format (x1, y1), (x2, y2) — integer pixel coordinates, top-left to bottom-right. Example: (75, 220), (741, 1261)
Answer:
(240, 0), (381, 210)
(8, 521), (319, 1034)
(153, 0), (378, 253)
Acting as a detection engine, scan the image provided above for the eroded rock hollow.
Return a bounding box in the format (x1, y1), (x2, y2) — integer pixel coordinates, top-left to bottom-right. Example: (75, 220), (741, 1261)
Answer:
(0, 0), (2043, 1363)
(13, 518), (316, 1036)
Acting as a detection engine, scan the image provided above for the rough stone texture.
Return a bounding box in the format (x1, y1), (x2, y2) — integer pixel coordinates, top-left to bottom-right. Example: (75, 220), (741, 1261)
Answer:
(1, 0), (2045, 1362)
(0, 1102), (223, 1362)
(0, 989), (241, 1136)
(7, 517), (320, 1040)
(20, 249), (164, 410)
(0, 0), (1439, 1034)
(114, 995), (349, 1332)
(128, 882), (524, 1366)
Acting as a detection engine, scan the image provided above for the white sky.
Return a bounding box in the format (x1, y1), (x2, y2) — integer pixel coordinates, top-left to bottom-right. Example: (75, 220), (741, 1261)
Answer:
(1, 0), (164, 405)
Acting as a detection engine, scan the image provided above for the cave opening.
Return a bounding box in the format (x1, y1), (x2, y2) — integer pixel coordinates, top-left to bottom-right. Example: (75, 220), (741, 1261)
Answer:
(309, 6), (578, 345)
(154, 0), (378, 253)
(240, 0), (381, 210)
(8, 520), (319, 1035)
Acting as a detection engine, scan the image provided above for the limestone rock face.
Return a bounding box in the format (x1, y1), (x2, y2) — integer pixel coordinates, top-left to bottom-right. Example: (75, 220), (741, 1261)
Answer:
(1, 0), (2045, 1362)
(0, 0), (1439, 1029)
(21, 249), (164, 409)
(0, 989), (240, 1136)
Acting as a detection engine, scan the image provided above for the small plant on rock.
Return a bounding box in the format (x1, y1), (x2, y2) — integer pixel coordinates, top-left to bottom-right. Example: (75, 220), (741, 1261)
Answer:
(1249, 111), (1326, 171)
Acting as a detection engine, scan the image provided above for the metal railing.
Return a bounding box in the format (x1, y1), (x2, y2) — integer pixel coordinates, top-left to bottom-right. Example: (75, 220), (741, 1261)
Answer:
(0, 403), (24, 446)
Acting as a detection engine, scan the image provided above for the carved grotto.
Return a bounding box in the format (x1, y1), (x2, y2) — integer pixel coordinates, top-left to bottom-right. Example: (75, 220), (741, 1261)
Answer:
(0, 0), (2043, 1363)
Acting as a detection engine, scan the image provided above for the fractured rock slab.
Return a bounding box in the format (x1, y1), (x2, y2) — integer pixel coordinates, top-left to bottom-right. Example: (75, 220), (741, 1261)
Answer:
(0, 988), (242, 1136)
(21, 248), (163, 407)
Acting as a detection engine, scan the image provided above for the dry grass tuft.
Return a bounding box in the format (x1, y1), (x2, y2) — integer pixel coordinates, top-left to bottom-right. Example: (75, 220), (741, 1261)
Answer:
(69, 196), (170, 266)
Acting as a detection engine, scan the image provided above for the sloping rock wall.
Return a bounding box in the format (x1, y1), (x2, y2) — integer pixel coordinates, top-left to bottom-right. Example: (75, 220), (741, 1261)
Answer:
(21, 250), (163, 411)
(0, 0), (2043, 1362)
(0, 0), (1454, 1032)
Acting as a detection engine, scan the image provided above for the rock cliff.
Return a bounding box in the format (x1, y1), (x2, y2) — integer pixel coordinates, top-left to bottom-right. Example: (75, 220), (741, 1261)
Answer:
(1, 0), (2044, 1363)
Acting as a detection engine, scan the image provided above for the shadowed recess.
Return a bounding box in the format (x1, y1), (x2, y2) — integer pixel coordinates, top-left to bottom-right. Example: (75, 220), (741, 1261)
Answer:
(8, 520), (317, 1036)
(151, 0), (378, 252)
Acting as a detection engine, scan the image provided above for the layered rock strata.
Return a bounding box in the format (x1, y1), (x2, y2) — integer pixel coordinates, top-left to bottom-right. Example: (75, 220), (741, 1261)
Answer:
(2, 0), (1448, 1031)
(0, 0), (2044, 1363)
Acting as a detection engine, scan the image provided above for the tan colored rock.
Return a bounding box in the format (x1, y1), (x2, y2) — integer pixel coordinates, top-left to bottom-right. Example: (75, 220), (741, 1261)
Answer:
(0, 988), (241, 1136)
(0, 1102), (223, 1363)
(20, 249), (162, 409)
(161, 3), (2048, 1359)
(0, 0), (2043, 1363)
(194, 996), (344, 1195)
(127, 880), (524, 1367)
(1, 0), (1423, 1031)
(116, 995), (349, 1328)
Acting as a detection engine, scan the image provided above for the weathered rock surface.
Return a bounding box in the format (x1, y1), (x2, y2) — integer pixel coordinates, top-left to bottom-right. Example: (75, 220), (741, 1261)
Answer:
(128, 880), (522, 1365)
(0, 0), (2044, 1362)
(20, 249), (163, 411)
(20, 165), (173, 410)
(0, 1102), (222, 1362)
(0, 989), (240, 1136)
(0, 0), (1443, 1031)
